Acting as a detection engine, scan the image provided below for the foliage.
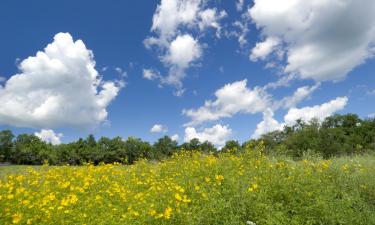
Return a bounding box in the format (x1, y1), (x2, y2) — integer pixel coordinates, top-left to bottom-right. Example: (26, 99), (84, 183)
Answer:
(0, 113), (374, 165)
(261, 114), (375, 159)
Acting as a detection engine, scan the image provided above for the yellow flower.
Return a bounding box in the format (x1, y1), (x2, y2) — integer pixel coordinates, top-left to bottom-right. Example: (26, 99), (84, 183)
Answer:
(163, 207), (172, 219)
(215, 175), (224, 184)
(175, 193), (182, 202)
(248, 183), (259, 192)
(12, 213), (22, 224)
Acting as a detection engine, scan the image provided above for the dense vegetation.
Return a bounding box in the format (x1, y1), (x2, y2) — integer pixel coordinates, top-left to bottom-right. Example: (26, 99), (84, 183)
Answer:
(1, 114), (374, 165)
(1, 146), (374, 224)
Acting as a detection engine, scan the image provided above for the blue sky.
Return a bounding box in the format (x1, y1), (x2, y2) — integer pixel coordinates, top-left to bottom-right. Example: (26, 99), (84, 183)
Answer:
(0, 0), (374, 146)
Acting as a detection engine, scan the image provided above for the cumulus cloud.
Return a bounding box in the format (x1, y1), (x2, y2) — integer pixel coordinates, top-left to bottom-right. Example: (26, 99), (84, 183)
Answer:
(284, 96), (348, 126)
(150, 124), (168, 133)
(249, 0), (375, 81)
(145, 0), (226, 94)
(35, 129), (63, 145)
(252, 96), (348, 138)
(0, 33), (123, 129)
(252, 109), (283, 139)
(184, 124), (232, 148)
(171, 134), (179, 141)
(162, 34), (202, 87)
(183, 79), (270, 126)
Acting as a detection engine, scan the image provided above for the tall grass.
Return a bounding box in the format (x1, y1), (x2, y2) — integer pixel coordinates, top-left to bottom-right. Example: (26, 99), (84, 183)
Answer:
(0, 145), (374, 224)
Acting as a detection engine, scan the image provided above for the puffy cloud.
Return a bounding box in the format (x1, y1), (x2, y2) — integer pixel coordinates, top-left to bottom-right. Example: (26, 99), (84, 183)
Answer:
(150, 0), (203, 40)
(150, 124), (168, 133)
(145, 0), (226, 94)
(0, 33), (123, 129)
(0, 76), (5, 83)
(249, 0), (375, 81)
(35, 129), (63, 145)
(250, 37), (280, 61)
(171, 134), (179, 141)
(252, 109), (283, 139)
(183, 79), (270, 126)
(162, 34), (202, 87)
(184, 124), (232, 148)
(252, 96), (348, 138)
(284, 96), (348, 126)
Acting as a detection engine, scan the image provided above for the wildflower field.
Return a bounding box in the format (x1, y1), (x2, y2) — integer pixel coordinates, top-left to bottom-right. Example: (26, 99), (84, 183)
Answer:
(1, 147), (374, 225)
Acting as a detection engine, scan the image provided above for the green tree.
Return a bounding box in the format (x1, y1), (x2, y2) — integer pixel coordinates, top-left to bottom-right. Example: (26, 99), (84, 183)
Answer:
(12, 134), (56, 165)
(123, 137), (152, 164)
(0, 130), (14, 162)
(221, 140), (241, 153)
(153, 136), (178, 159)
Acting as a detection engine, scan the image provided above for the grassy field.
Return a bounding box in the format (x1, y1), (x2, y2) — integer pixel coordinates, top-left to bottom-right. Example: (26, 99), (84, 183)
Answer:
(0, 145), (374, 225)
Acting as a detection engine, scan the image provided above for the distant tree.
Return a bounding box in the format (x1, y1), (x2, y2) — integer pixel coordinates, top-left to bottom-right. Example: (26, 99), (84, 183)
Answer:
(153, 136), (178, 159)
(187, 138), (201, 151)
(12, 134), (55, 164)
(199, 141), (217, 154)
(0, 130), (14, 162)
(123, 137), (152, 164)
(85, 134), (97, 148)
(221, 140), (241, 153)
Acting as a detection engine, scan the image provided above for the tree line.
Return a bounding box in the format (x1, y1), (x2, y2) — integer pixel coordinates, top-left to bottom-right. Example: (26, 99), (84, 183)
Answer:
(0, 114), (374, 165)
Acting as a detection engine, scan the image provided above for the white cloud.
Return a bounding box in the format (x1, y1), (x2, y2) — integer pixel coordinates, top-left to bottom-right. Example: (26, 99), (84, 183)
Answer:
(232, 19), (250, 47)
(143, 68), (160, 80)
(236, 0), (245, 11)
(171, 134), (179, 141)
(150, 124), (168, 133)
(35, 129), (63, 145)
(284, 96), (348, 126)
(184, 124), (232, 148)
(198, 8), (227, 37)
(150, 0), (202, 40)
(249, 0), (375, 81)
(145, 0), (226, 94)
(250, 36), (280, 61)
(0, 33), (123, 129)
(115, 67), (127, 78)
(252, 96), (348, 138)
(162, 34), (202, 87)
(275, 83), (320, 109)
(252, 109), (283, 139)
(183, 79), (270, 126)
(0, 76), (5, 83)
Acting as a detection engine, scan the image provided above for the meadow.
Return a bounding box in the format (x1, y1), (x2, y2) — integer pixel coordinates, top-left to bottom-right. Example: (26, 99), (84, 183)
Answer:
(0, 144), (374, 225)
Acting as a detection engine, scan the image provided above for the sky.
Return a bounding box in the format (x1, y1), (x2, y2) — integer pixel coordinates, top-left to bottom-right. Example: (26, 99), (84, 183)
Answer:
(0, 0), (375, 147)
